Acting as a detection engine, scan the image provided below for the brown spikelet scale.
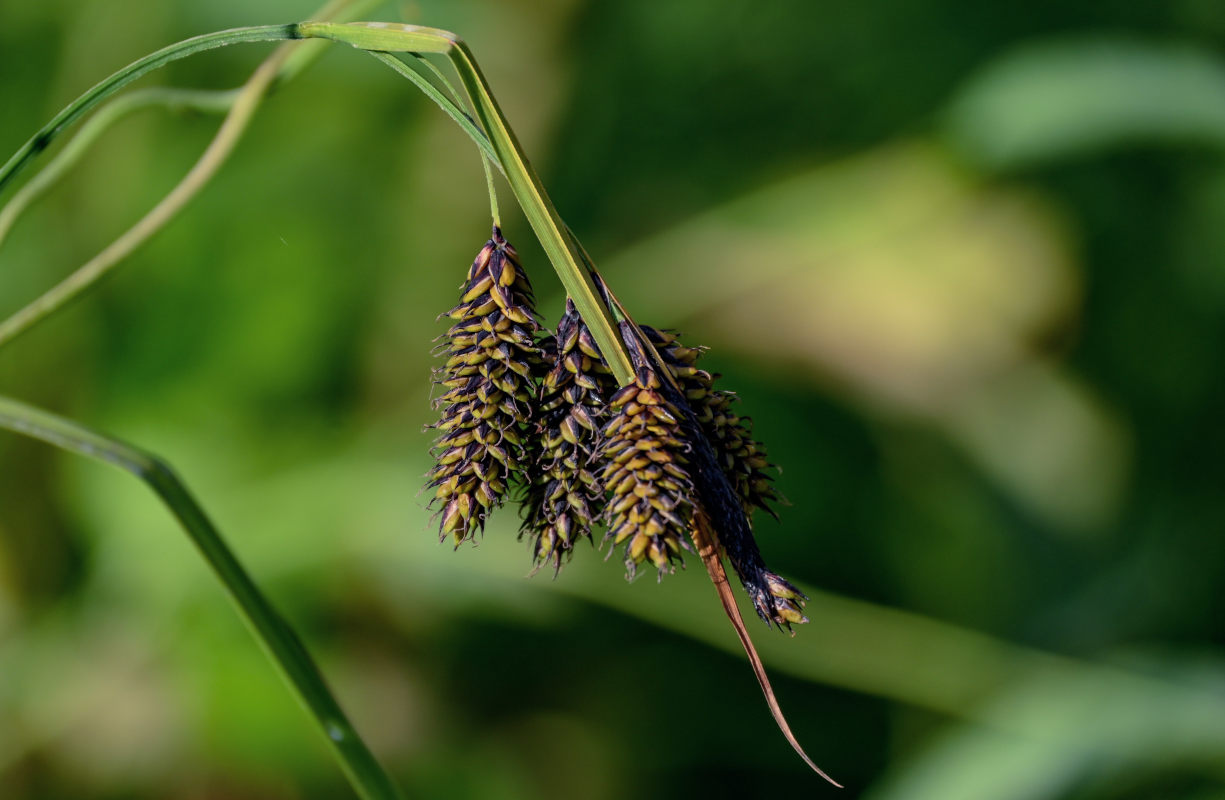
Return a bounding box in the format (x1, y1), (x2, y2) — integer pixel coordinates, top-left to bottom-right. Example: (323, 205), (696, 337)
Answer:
(520, 300), (618, 573)
(642, 325), (783, 522)
(426, 227), (543, 545)
(599, 367), (695, 579)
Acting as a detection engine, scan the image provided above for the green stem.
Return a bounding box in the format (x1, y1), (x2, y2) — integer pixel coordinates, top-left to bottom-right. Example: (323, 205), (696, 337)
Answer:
(0, 25), (296, 195)
(401, 52), (503, 227)
(1, 19), (632, 381)
(0, 396), (403, 800)
(0, 50), (286, 350)
(445, 40), (634, 383)
(300, 22), (635, 384)
(364, 52), (498, 164)
(363, 52), (502, 223)
(412, 54), (502, 225)
(481, 154), (501, 227)
(0, 1), (382, 350)
(0, 87), (239, 251)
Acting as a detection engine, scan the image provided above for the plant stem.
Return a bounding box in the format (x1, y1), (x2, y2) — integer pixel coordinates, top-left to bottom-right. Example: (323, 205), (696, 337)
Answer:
(444, 40), (634, 383)
(481, 155), (502, 228)
(0, 87), (239, 251)
(404, 53), (504, 231)
(1, 19), (632, 380)
(0, 52), (284, 350)
(0, 396), (403, 800)
(364, 52), (498, 164)
(364, 52), (503, 226)
(299, 22), (635, 384)
(0, 26), (295, 196)
(0, 0), (381, 351)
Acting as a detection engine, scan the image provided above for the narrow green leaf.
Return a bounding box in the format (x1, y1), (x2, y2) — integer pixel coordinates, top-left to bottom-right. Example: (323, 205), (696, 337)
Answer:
(365, 52), (499, 165)
(0, 88), (239, 251)
(297, 21), (456, 53)
(0, 395), (403, 800)
(0, 25), (298, 195)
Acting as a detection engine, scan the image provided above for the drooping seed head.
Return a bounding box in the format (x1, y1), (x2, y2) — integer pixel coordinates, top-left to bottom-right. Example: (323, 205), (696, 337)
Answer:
(627, 322), (805, 631)
(426, 227), (543, 545)
(642, 325), (783, 522)
(520, 300), (618, 573)
(599, 367), (695, 579)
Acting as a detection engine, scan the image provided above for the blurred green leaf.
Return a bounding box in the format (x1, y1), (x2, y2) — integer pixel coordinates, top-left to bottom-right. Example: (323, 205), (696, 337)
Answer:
(866, 654), (1225, 800)
(945, 37), (1225, 169)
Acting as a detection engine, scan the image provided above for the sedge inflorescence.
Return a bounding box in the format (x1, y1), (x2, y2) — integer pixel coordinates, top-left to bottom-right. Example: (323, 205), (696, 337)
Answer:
(520, 299), (617, 574)
(643, 325), (783, 522)
(600, 367), (695, 578)
(427, 227), (543, 545)
(426, 227), (806, 629)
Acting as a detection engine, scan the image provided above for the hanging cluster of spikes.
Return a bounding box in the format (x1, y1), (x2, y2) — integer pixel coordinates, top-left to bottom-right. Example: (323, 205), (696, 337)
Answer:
(427, 227), (806, 628)
(643, 325), (784, 521)
(0, 16), (841, 787)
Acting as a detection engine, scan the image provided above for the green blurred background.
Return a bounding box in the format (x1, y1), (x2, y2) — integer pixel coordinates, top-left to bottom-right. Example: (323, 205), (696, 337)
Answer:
(3, 0), (1225, 797)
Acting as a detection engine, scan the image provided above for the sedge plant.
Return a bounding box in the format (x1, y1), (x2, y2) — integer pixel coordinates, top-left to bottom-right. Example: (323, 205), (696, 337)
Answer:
(0, 8), (841, 794)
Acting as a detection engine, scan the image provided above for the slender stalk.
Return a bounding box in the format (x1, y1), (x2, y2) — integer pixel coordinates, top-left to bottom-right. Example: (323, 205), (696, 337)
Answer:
(364, 52), (497, 164)
(0, 0), (377, 351)
(0, 396), (403, 800)
(367, 51), (505, 228)
(481, 154), (501, 227)
(0, 87), (239, 250)
(0, 26), (296, 195)
(0, 54), (283, 349)
(363, 52), (502, 222)
(298, 22), (634, 384)
(404, 52), (504, 226)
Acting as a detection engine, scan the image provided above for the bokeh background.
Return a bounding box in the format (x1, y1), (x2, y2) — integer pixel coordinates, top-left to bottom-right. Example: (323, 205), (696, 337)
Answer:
(3, 0), (1225, 797)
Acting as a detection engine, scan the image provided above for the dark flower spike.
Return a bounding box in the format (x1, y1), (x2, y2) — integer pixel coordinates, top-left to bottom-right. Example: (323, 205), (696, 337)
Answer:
(621, 322), (808, 632)
(520, 299), (618, 573)
(642, 325), (783, 521)
(599, 364), (696, 580)
(426, 226), (543, 545)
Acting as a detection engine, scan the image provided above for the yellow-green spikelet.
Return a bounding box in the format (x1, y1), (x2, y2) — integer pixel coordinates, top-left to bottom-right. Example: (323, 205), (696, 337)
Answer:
(599, 369), (695, 578)
(520, 300), (617, 573)
(427, 227), (543, 544)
